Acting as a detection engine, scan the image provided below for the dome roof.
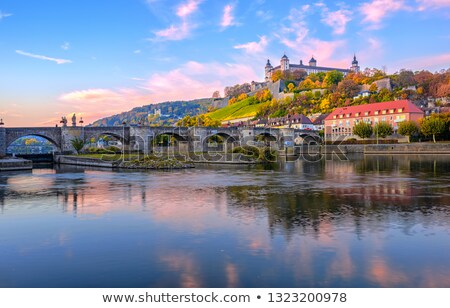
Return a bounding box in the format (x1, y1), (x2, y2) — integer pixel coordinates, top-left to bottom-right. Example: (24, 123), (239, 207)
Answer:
(265, 59), (272, 67)
(352, 54), (358, 65)
(281, 54), (289, 60)
(309, 57), (316, 63)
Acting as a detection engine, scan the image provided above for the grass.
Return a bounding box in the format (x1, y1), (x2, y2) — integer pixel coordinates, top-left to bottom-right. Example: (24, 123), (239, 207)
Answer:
(207, 98), (269, 122)
(72, 153), (141, 161)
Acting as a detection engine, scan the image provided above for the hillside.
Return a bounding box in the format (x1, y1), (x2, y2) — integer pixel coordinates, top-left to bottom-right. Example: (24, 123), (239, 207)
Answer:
(91, 98), (222, 127)
(207, 96), (271, 122)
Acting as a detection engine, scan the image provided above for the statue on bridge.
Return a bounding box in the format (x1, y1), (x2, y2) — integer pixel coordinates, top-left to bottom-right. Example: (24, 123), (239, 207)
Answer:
(72, 114), (77, 127)
(60, 116), (68, 127)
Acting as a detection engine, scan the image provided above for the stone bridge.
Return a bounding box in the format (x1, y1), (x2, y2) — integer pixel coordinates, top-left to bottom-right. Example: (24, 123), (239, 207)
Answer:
(0, 126), (320, 156)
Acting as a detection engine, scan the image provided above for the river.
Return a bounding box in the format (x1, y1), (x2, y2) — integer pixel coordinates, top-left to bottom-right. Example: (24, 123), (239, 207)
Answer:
(0, 154), (449, 287)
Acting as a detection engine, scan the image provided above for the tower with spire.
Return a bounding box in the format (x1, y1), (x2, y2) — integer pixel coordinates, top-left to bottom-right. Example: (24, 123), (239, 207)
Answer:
(351, 54), (360, 73)
(280, 54), (290, 72)
(265, 59), (273, 81)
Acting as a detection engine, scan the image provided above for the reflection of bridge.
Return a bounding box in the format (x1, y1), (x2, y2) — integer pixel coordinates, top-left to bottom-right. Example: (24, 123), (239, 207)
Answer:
(0, 126), (320, 156)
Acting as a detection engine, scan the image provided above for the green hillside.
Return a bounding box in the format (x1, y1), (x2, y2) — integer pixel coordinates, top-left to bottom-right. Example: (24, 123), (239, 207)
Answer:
(207, 97), (269, 122)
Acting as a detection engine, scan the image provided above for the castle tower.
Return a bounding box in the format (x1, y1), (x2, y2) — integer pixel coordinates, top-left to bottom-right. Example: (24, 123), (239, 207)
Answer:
(351, 54), (360, 73)
(309, 56), (317, 67)
(265, 59), (273, 80)
(280, 54), (290, 72)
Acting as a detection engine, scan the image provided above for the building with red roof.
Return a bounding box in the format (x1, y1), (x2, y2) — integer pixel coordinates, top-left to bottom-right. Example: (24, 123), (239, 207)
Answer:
(324, 100), (424, 140)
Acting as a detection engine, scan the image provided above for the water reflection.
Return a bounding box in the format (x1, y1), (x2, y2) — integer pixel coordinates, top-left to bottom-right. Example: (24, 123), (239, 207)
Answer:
(0, 155), (449, 287)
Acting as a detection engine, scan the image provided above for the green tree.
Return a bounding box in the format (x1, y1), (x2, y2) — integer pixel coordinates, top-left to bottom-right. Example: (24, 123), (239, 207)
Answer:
(420, 117), (446, 143)
(70, 137), (85, 154)
(398, 120), (419, 143)
(323, 70), (344, 87)
(353, 121), (373, 139)
(374, 122), (394, 138)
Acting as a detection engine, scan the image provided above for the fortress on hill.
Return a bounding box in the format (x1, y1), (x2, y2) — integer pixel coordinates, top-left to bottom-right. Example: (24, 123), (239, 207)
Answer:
(265, 54), (360, 81)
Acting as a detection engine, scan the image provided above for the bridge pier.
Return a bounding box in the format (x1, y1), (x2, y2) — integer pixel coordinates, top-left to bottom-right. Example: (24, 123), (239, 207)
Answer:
(0, 128), (6, 157)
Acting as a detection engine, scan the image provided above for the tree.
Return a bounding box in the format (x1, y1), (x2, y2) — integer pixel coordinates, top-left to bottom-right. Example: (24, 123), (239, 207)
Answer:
(420, 117), (446, 143)
(237, 93), (248, 101)
(24, 138), (38, 146)
(398, 120), (419, 143)
(336, 79), (360, 98)
(212, 90), (221, 98)
(369, 83), (378, 93)
(323, 70), (344, 87)
(374, 122), (393, 138)
(292, 69), (307, 81)
(397, 70), (416, 88)
(71, 137), (85, 154)
(353, 121), (373, 139)
(287, 83), (295, 93)
(271, 70), (283, 82)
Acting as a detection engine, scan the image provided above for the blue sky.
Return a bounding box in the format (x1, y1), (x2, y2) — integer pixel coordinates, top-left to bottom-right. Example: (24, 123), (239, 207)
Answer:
(0, 0), (449, 126)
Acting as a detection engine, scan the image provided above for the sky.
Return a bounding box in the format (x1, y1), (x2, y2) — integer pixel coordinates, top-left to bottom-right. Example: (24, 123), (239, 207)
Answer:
(0, 0), (449, 127)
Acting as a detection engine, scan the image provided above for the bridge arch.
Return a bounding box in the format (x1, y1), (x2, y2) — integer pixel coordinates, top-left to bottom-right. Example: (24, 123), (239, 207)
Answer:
(5, 129), (62, 153)
(203, 132), (237, 153)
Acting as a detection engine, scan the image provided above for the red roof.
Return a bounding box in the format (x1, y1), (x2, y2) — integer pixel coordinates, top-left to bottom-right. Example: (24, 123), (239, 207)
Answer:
(325, 100), (423, 121)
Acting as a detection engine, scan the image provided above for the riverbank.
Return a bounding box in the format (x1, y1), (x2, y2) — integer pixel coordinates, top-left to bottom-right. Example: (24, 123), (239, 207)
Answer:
(0, 158), (33, 171)
(289, 143), (450, 155)
(55, 155), (194, 169)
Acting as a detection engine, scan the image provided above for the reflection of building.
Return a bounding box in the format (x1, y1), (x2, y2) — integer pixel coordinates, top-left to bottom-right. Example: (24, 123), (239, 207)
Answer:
(324, 100), (424, 139)
(265, 54), (360, 81)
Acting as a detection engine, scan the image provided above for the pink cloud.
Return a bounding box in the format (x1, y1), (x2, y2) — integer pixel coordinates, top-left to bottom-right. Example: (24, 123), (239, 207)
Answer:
(234, 35), (268, 54)
(359, 0), (410, 25)
(153, 21), (192, 41)
(221, 4), (236, 28)
(152, 0), (202, 41)
(321, 9), (352, 35)
(176, 0), (202, 17)
(57, 61), (259, 125)
(416, 0), (450, 10)
(391, 52), (450, 72)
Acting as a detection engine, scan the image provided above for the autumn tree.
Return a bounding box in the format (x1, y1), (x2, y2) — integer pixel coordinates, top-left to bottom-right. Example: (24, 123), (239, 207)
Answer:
(420, 116), (446, 143)
(398, 120), (419, 143)
(237, 93), (248, 102)
(292, 69), (307, 81)
(374, 122), (394, 138)
(369, 83), (378, 93)
(287, 83), (295, 93)
(352, 121), (373, 139)
(336, 79), (360, 98)
(271, 71), (283, 82)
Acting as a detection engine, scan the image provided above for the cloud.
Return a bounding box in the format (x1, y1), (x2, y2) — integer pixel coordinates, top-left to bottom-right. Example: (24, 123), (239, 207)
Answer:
(276, 7), (349, 68)
(153, 21), (192, 41)
(134, 49), (141, 54)
(221, 4), (237, 28)
(391, 52), (450, 72)
(176, 0), (202, 17)
(234, 35), (268, 54)
(61, 42), (70, 50)
(416, 0), (450, 10)
(0, 11), (12, 20)
(359, 0), (410, 26)
(151, 0), (202, 41)
(15, 50), (72, 64)
(321, 9), (352, 35)
(58, 60), (259, 124)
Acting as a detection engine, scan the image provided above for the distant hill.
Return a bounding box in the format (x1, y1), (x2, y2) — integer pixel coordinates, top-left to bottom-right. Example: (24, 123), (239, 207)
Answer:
(91, 98), (225, 127)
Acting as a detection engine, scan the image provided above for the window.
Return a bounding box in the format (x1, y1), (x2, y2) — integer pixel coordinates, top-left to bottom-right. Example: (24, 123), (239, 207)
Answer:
(346, 120), (350, 127)
(375, 111), (379, 115)
(333, 115), (337, 119)
(339, 114), (343, 118)
(365, 111), (369, 116)
(398, 108), (403, 112)
(389, 109), (394, 113)
(382, 110), (387, 114)
(355, 112), (360, 117)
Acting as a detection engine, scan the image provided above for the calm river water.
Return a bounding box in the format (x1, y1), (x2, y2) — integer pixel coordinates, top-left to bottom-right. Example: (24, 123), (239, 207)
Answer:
(1, 154), (450, 288)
